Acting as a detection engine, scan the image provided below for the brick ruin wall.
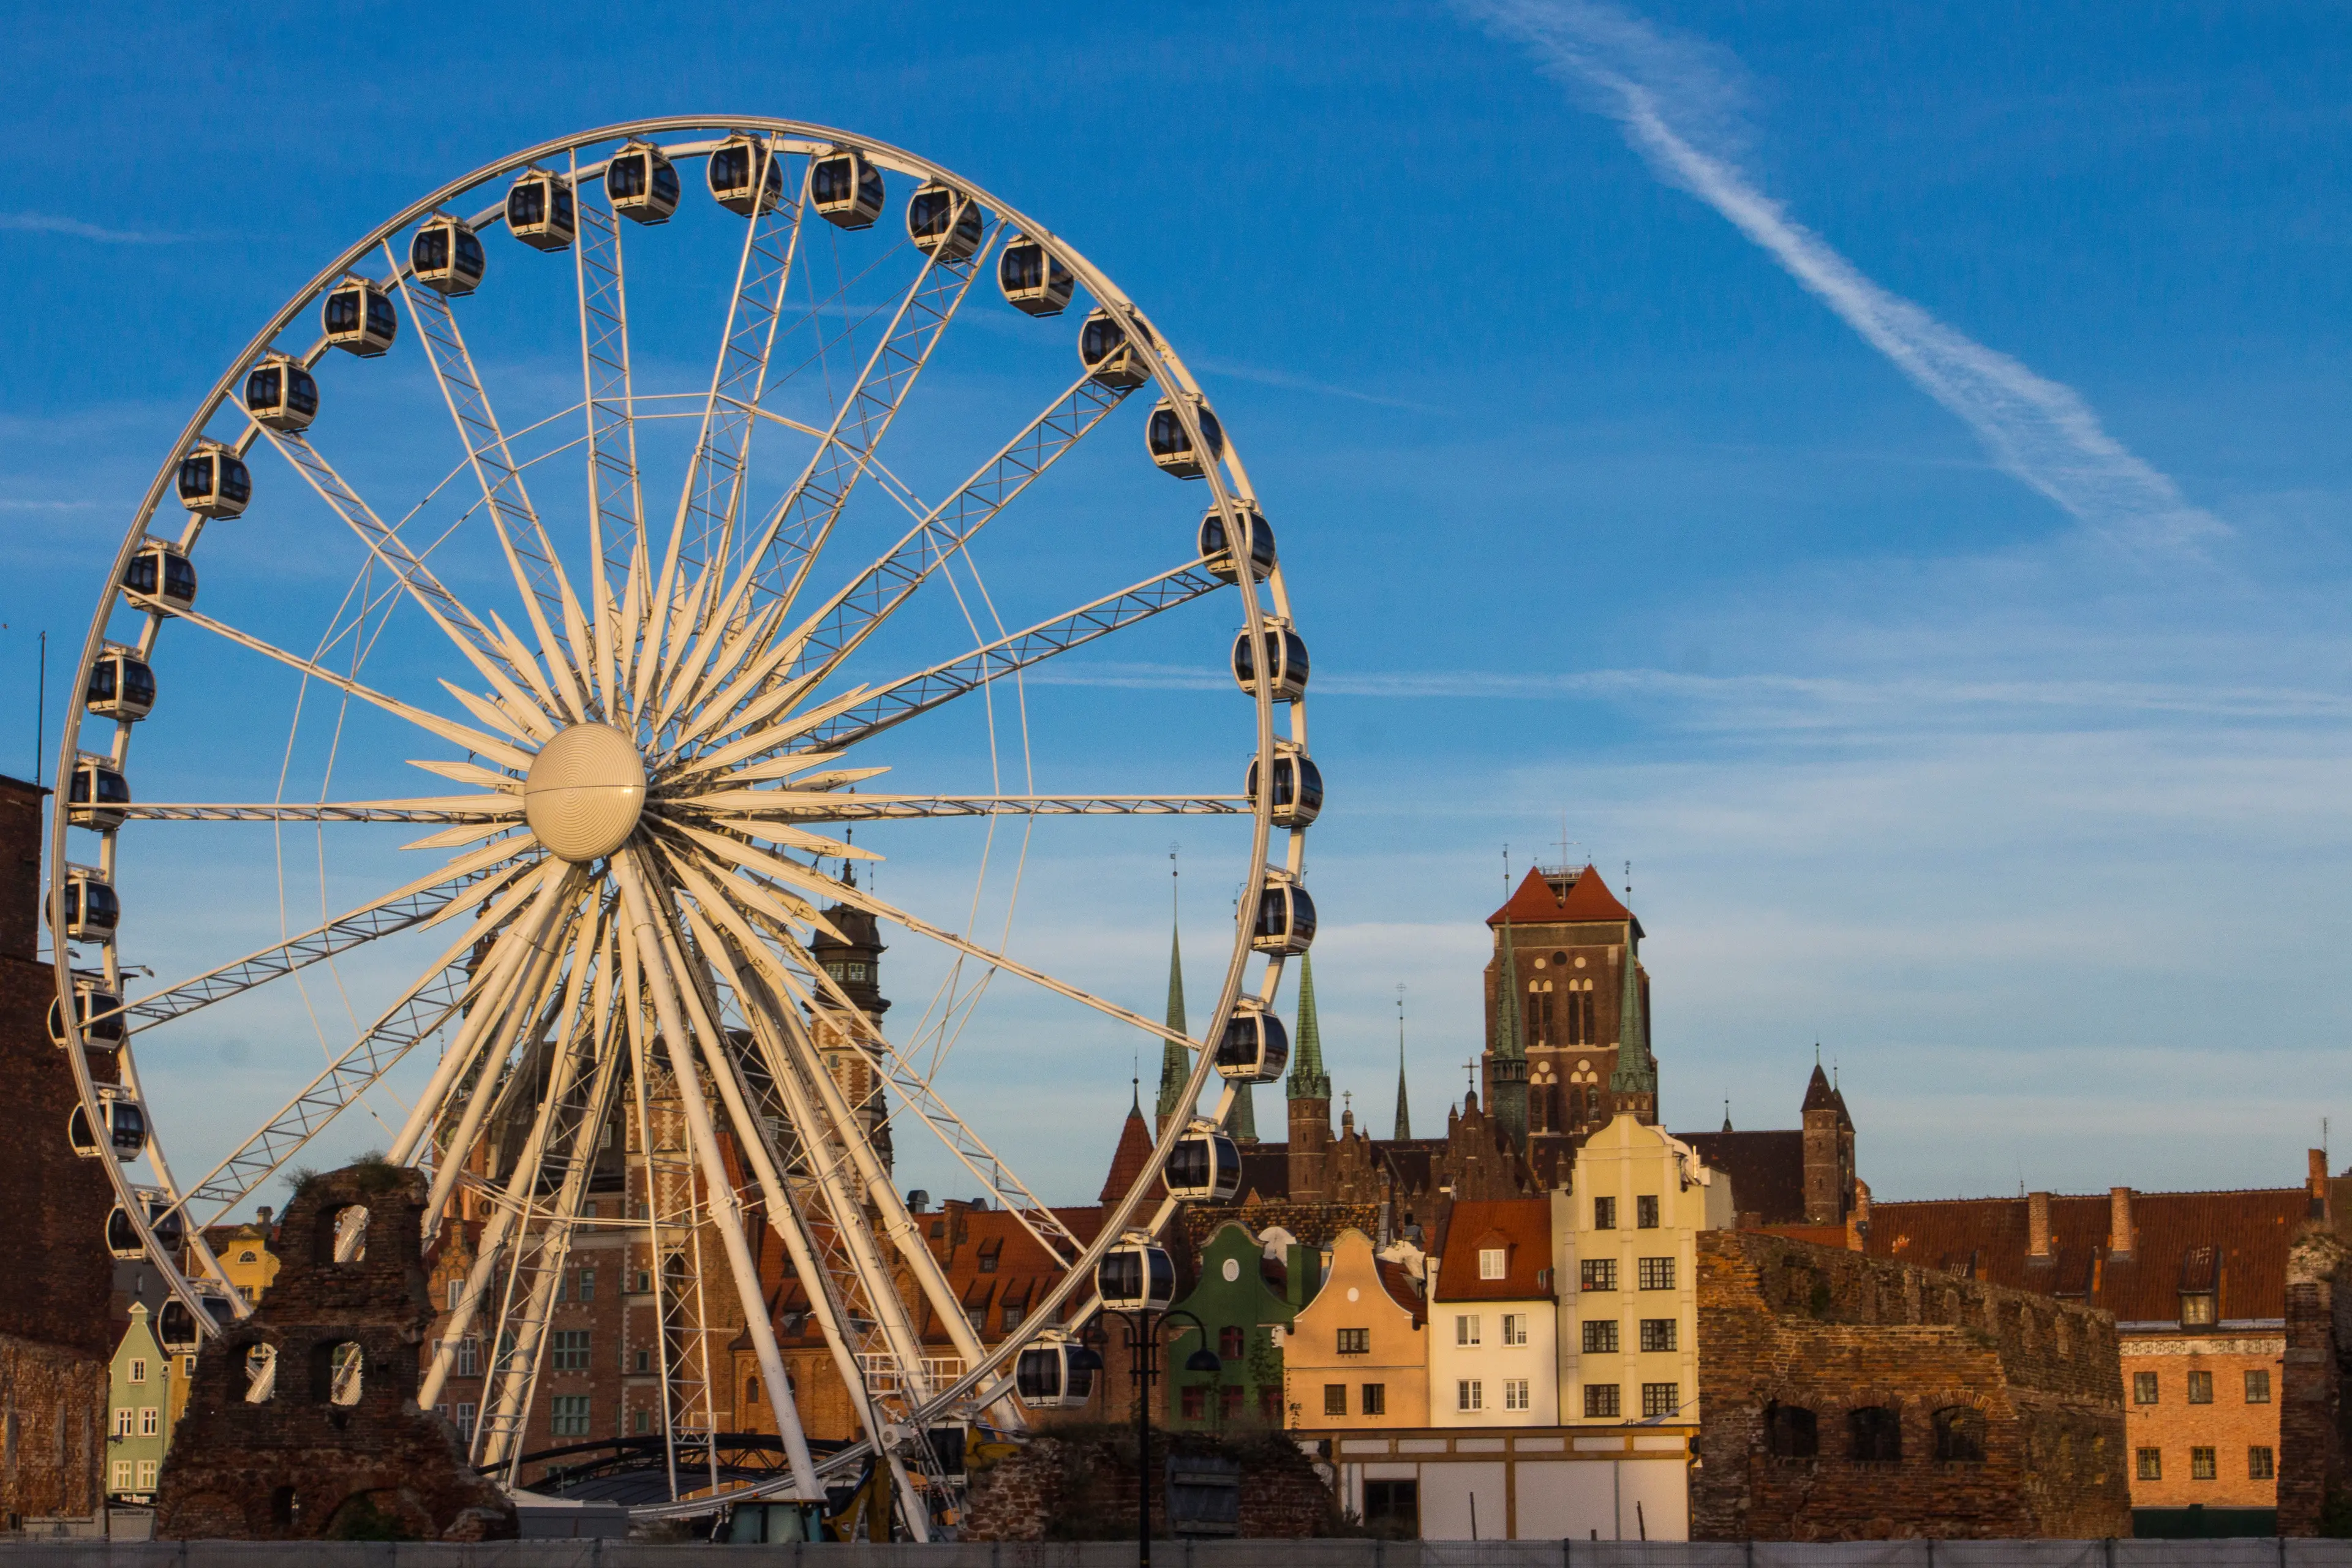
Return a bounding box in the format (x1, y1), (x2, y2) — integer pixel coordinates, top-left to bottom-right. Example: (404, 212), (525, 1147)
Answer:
(962, 1429), (1338, 1542)
(2278, 1223), (2350, 1534)
(1693, 1231), (2130, 1542)
(154, 1164), (514, 1540)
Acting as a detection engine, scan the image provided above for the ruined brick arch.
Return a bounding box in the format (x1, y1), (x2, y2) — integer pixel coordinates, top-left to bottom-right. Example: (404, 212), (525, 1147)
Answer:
(1924, 1388), (1996, 1463)
(1822, 1386), (1907, 1462)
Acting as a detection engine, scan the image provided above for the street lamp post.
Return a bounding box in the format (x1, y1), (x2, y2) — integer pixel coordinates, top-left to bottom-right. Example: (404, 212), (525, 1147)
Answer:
(1092, 1305), (1219, 1568)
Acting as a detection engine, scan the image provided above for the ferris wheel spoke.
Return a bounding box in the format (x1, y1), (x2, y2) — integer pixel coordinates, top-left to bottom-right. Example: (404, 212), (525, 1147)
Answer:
(766, 557), (1227, 760)
(392, 250), (594, 722)
(683, 791), (1246, 822)
(175, 605), (538, 772)
(113, 797), (523, 824)
(572, 150), (646, 718)
(124, 842), (539, 1036)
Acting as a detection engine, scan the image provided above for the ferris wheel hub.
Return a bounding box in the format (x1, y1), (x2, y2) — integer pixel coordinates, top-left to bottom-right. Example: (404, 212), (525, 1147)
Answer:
(524, 722), (647, 863)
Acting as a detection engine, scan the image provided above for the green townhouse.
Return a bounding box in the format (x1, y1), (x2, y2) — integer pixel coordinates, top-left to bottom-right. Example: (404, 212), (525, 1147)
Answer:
(106, 1303), (177, 1504)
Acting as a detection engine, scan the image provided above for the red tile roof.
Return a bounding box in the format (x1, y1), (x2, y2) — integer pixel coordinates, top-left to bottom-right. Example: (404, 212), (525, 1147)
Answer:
(1099, 1100), (1156, 1205)
(1378, 1259), (1428, 1325)
(1433, 1197), (1553, 1301)
(1867, 1187), (2309, 1324)
(1487, 865), (1639, 932)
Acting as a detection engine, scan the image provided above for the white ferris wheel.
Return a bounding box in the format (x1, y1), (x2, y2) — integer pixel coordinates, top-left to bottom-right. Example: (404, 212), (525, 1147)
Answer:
(45, 118), (1322, 1531)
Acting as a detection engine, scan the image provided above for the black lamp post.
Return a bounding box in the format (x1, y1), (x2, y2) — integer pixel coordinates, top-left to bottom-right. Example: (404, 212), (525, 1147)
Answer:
(1088, 1305), (1219, 1568)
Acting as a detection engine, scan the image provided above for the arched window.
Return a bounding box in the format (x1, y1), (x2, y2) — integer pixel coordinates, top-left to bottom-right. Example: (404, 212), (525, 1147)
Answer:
(310, 1341), (363, 1405)
(1764, 1401), (1817, 1458)
(1933, 1406), (1986, 1463)
(1850, 1406), (1901, 1461)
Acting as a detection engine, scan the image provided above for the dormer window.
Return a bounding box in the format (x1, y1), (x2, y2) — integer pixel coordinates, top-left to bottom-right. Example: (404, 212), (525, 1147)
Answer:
(2180, 1292), (2216, 1327)
(1479, 1246), (1507, 1280)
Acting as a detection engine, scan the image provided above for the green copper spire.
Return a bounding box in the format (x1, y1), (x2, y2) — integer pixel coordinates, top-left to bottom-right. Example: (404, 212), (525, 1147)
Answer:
(1288, 952), (1330, 1102)
(1154, 910), (1191, 1125)
(1608, 931), (1657, 1098)
(1393, 997), (1412, 1141)
(1491, 919), (1528, 1147)
(1227, 1079), (1259, 1142)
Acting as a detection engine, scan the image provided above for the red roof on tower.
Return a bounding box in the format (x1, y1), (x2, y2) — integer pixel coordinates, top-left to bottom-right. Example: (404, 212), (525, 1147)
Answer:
(1486, 864), (1642, 933)
(1099, 1096), (1158, 1205)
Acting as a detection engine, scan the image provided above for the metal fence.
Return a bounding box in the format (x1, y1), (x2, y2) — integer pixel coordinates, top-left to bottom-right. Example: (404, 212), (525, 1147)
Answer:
(0, 1542), (2345, 1568)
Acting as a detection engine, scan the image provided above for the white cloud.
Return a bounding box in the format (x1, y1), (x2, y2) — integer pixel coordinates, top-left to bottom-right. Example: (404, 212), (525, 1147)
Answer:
(0, 211), (184, 244)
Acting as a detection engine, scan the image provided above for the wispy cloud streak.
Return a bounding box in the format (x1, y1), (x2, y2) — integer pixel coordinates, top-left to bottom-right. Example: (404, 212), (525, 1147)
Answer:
(0, 211), (185, 244)
(1459, 0), (2222, 555)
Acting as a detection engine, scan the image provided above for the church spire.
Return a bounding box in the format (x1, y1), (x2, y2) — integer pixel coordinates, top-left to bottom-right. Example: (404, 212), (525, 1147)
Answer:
(1288, 952), (1330, 1101)
(1153, 859), (1191, 1128)
(1607, 927), (1657, 1112)
(1490, 918), (1528, 1147)
(1393, 989), (1412, 1141)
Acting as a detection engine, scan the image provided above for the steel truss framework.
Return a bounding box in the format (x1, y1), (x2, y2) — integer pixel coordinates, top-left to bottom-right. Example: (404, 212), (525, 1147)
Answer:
(50, 118), (1311, 1537)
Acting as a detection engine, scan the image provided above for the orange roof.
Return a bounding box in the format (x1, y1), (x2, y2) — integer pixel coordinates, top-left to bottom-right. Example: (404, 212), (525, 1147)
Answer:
(1487, 864), (1639, 932)
(1099, 1099), (1156, 1205)
(1433, 1197), (1553, 1301)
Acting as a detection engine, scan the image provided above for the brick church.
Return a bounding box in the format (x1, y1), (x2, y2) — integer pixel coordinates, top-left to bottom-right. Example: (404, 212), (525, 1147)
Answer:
(1164, 862), (1863, 1249)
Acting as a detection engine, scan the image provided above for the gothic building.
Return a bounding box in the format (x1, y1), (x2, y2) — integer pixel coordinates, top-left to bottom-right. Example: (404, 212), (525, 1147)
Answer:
(809, 889), (894, 1173)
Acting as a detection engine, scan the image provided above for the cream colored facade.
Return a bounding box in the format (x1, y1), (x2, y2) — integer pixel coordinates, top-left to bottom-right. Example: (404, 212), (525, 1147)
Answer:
(1282, 1229), (1427, 1429)
(1553, 1114), (1732, 1426)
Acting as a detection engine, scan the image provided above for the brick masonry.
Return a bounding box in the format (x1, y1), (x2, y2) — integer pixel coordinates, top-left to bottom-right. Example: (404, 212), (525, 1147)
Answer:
(1692, 1231), (2130, 1542)
(962, 1428), (1340, 1542)
(154, 1164), (515, 1540)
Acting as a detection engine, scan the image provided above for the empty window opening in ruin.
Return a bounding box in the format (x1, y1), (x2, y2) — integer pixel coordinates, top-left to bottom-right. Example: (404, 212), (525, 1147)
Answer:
(1765, 1402), (1817, 1459)
(243, 1344), (277, 1404)
(322, 1204), (369, 1265)
(1933, 1406), (1986, 1463)
(1850, 1405), (1901, 1462)
(311, 1341), (363, 1406)
(270, 1485), (297, 1527)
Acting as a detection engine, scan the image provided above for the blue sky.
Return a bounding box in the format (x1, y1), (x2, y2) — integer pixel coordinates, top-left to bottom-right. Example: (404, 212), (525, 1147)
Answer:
(6, 2), (2351, 1210)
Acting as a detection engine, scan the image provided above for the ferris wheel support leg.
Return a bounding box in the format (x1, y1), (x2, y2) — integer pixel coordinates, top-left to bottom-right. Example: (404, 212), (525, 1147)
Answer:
(615, 849), (820, 1504)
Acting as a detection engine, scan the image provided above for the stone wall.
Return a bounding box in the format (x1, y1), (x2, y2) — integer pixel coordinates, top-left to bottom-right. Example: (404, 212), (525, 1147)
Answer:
(0, 1335), (106, 1525)
(2278, 1222), (2349, 1534)
(154, 1164), (514, 1541)
(1692, 1231), (2130, 1542)
(962, 1428), (1338, 1542)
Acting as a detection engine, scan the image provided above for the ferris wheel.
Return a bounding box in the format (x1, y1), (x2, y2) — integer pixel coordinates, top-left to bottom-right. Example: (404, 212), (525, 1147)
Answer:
(47, 119), (1322, 1532)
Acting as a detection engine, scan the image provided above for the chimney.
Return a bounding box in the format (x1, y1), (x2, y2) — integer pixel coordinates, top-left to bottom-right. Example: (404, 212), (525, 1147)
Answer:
(2108, 1186), (2135, 1261)
(2310, 1149), (2331, 1221)
(2028, 1191), (2052, 1259)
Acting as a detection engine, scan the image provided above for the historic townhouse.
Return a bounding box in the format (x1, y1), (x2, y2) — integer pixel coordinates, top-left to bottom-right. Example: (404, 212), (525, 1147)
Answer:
(1429, 1199), (1557, 1427)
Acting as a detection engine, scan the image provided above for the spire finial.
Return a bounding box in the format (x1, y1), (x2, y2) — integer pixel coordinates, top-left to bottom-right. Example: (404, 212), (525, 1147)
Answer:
(1393, 982), (1412, 1141)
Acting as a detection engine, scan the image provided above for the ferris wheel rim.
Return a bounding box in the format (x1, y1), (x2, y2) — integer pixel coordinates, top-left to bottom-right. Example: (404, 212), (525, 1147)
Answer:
(49, 115), (1308, 1517)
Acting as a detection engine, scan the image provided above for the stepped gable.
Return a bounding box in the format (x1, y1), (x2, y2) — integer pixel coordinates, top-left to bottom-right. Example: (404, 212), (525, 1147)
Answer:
(154, 1163), (514, 1542)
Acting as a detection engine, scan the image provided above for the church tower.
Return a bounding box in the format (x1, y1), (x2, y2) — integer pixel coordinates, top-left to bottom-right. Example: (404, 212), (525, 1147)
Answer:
(1487, 920), (1529, 1150)
(1801, 1058), (1856, 1224)
(1286, 954), (1333, 1204)
(809, 888), (894, 1171)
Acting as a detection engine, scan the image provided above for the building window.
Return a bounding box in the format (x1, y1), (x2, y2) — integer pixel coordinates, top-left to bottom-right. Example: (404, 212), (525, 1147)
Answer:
(1636, 1196), (1659, 1229)
(1637, 1257), (1675, 1291)
(965, 1306), (985, 1334)
(136, 1460), (157, 1491)
(1641, 1382), (1678, 1419)
(1503, 1379), (1531, 1412)
(448, 1280), (462, 1313)
(1479, 1246), (1507, 1280)
(1363, 1479), (1419, 1539)
(456, 1338), (480, 1378)
(1220, 1326), (1245, 1360)
(1501, 1313), (1528, 1346)
(1584, 1384), (1620, 1419)
(978, 1252), (999, 1274)
(184, 1356), (196, 1379)
(551, 1395), (591, 1437)
(1337, 1328), (1370, 1355)
(1933, 1406), (1986, 1463)
(1765, 1403), (1817, 1458)
(1638, 1317), (1676, 1352)
(139, 1407), (159, 1437)
(1362, 1384), (1386, 1417)
(576, 1268), (595, 1303)
(745, 1377), (760, 1409)
(113, 1408), (133, 1438)
(1457, 1379), (1483, 1412)
(1324, 1384), (1346, 1417)
(2245, 1444), (2277, 1480)
(1220, 1385), (1243, 1422)
(1261, 1387), (1284, 1423)
(554, 1271), (568, 1303)
(2180, 1293), (2216, 1327)
(2132, 1371), (2158, 1404)
(551, 1330), (590, 1371)
(128, 1359), (147, 1384)
(635, 1350), (650, 1373)
(111, 1461), (132, 1492)
(1003, 1303), (1025, 1333)
(1594, 1196), (1616, 1230)
(1183, 1385), (1207, 1420)
(1850, 1406), (1901, 1462)
(2247, 1370), (2272, 1403)
(633, 1270), (653, 1294)
(1581, 1259), (1617, 1292)
(2137, 1448), (2162, 1480)
(1455, 1315), (1481, 1347)
(1582, 1320), (1618, 1354)
(2187, 1370), (2213, 1404)
(2191, 1447), (2217, 1481)
(457, 1403), (477, 1441)
(633, 1408), (650, 1434)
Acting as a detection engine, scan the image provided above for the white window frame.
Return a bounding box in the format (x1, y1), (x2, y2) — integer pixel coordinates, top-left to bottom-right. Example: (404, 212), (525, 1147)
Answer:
(113, 1407), (133, 1438)
(1501, 1312), (1528, 1346)
(1479, 1247), (1506, 1280)
(111, 1460), (133, 1492)
(128, 1358), (147, 1384)
(1504, 1378), (1530, 1412)
(135, 1459), (157, 1490)
(1457, 1379), (1483, 1412)
(1455, 1313), (1481, 1347)
(139, 1406), (159, 1437)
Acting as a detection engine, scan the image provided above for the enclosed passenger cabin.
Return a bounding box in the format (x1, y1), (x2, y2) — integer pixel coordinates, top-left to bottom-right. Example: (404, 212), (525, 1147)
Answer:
(243, 355), (319, 431)
(69, 758), (130, 830)
(1243, 750), (1323, 829)
(907, 180), (984, 262)
(69, 1090), (146, 1161)
(1199, 506), (1275, 584)
(808, 148), (885, 230)
(707, 134), (784, 216)
(48, 980), (126, 1050)
(1231, 625), (1308, 703)
(1214, 1001), (1290, 1083)
(106, 1192), (183, 1261)
(998, 235), (1074, 317)
(1251, 880), (1317, 957)
(1165, 1123), (1243, 1203)
(123, 539), (198, 616)
(321, 277), (398, 357)
(1147, 398), (1224, 479)
(1097, 1234), (1177, 1313)
(1014, 1337), (1098, 1409)
(607, 141), (681, 225)
(87, 650), (156, 722)
(56, 868), (120, 944)
(157, 1294), (218, 1354)
(410, 214), (487, 295)
(1078, 306), (1150, 390)
(507, 168), (577, 251)
(176, 442), (251, 520)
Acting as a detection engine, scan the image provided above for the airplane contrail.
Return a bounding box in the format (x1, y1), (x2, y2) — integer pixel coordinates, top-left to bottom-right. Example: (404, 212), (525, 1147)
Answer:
(1460, 0), (2222, 555)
